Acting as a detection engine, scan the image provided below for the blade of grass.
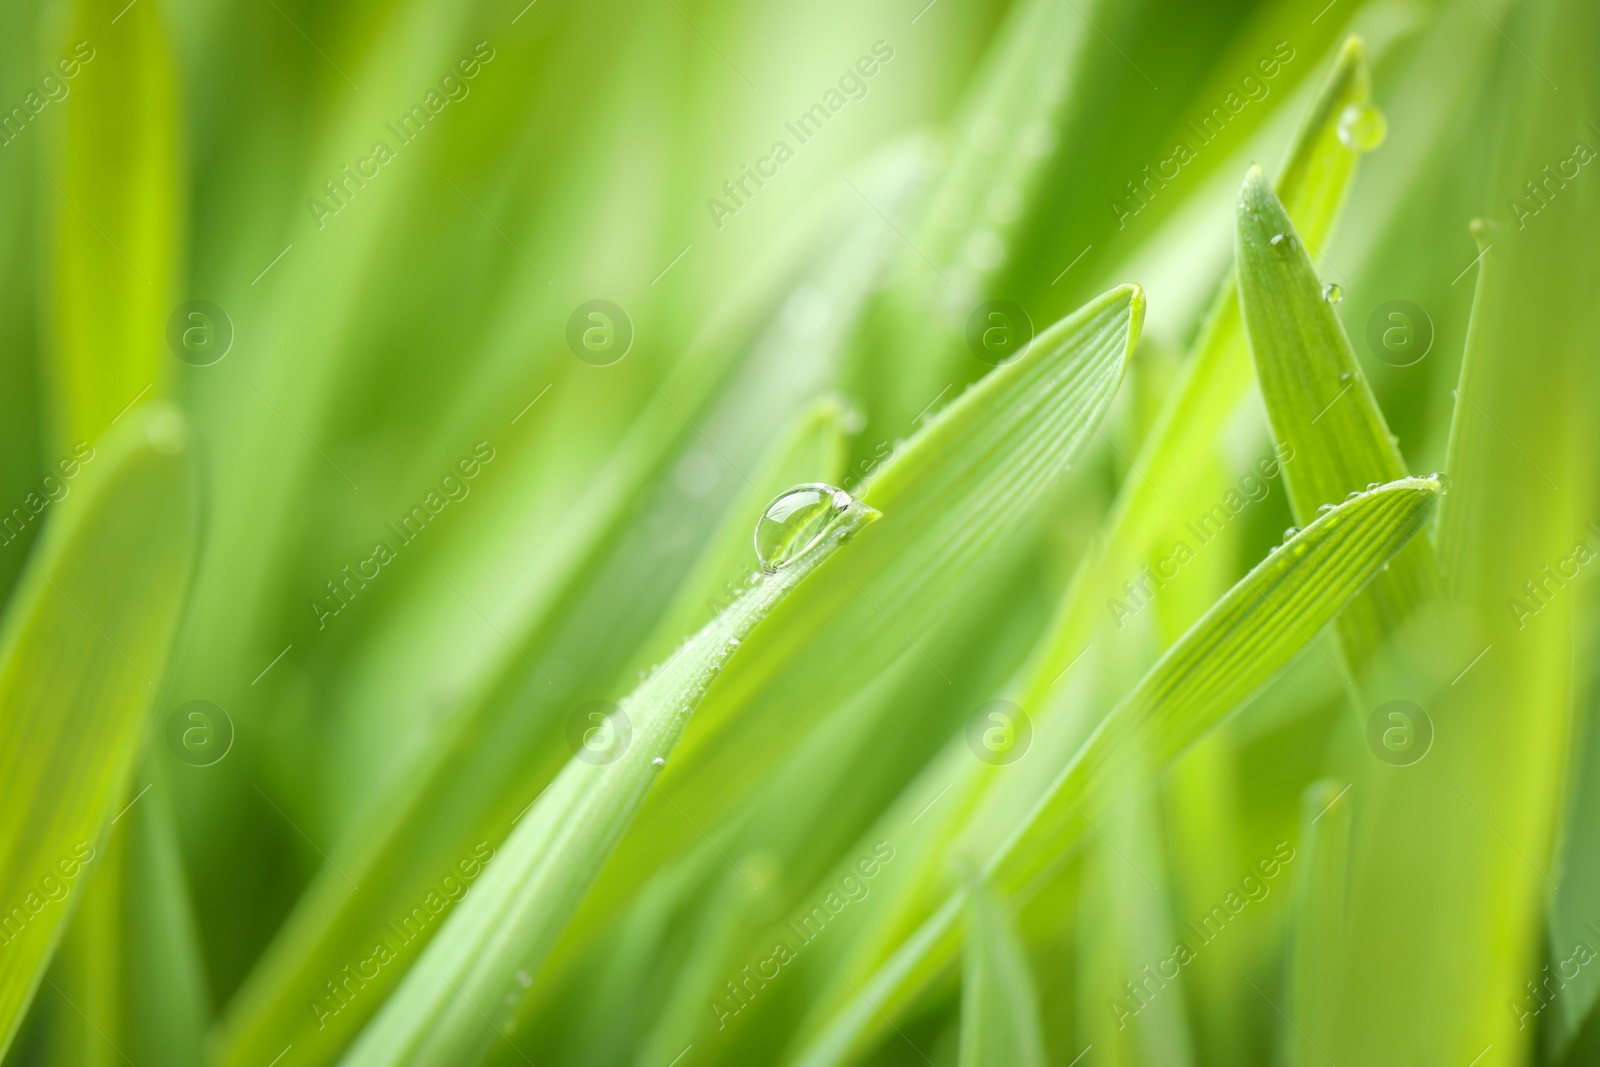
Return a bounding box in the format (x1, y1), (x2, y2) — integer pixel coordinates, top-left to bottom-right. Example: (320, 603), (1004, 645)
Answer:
(787, 475), (1442, 1066)
(1283, 779), (1348, 1067)
(1235, 164), (1439, 674)
(339, 495), (881, 1067)
(786, 43), (1378, 1057)
(0, 404), (194, 1056)
(51, 0), (179, 447)
(544, 285), (1142, 1011)
(958, 879), (1048, 1067)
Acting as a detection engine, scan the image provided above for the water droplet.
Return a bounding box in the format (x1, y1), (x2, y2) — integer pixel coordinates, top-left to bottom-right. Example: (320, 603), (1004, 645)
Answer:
(1367, 482), (1381, 491)
(1317, 503), (1336, 515)
(1339, 370), (1353, 383)
(1323, 283), (1343, 304)
(1283, 527), (1300, 543)
(727, 637), (740, 647)
(1270, 233), (1290, 247)
(754, 484), (854, 572)
(1337, 104), (1388, 153)
(1432, 472), (1452, 494)
(652, 757), (665, 768)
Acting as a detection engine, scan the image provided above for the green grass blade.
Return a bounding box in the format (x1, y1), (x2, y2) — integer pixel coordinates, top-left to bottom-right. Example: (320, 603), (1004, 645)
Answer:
(788, 475), (1441, 1066)
(958, 879), (1047, 1067)
(992, 477), (1441, 895)
(0, 404), (194, 1056)
(1016, 35), (1374, 717)
(51, 0), (179, 447)
(1284, 779), (1348, 1067)
(550, 285), (1141, 997)
(339, 496), (881, 1067)
(1234, 164), (1439, 672)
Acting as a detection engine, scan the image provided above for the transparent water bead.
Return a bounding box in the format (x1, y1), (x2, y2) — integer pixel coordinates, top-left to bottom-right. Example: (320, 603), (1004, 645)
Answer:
(754, 483), (855, 572)
(1270, 232), (1296, 252)
(1337, 104), (1388, 153)
(1323, 283), (1343, 304)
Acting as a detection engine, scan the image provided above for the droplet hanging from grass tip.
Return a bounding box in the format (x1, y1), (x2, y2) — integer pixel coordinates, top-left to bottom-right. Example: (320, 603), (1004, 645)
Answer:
(1337, 103), (1388, 153)
(754, 483), (854, 572)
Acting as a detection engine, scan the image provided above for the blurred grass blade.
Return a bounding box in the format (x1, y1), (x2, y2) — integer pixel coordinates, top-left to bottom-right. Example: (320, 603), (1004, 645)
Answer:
(958, 880), (1047, 1067)
(1017, 36), (1373, 716)
(341, 496), (881, 1067)
(1284, 779), (1348, 1067)
(1235, 164), (1439, 672)
(790, 476), (1442, 1066)
(852, 0), (1090, 432)
(43, 777), (208, 1067)
(52, 0), (179, 447)
(0, 404), (194, 1056)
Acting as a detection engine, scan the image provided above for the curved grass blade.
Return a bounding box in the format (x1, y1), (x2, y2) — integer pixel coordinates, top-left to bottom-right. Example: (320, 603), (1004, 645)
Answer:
(546, 285), (1142, 1002)
(339, 496), (881, 1067)
(0, 404), (195, 1057)
(958, 879), (1047, 1067)
(783, 44), (1381, 1058)
(1235, 165), (1439, 673)
(787, 476), (1442, 1067)
(1017, 35), (1375, 728)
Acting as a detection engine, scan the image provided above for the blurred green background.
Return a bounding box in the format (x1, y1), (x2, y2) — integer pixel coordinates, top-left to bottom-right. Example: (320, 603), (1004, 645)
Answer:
(0, 0), (1596, 1064)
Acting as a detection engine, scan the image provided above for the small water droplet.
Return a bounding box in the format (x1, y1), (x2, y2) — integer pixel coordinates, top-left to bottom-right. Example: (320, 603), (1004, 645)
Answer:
(1367, 482), (1381, 491)
(727, 637), (740, 647)
(1283, 527), (1300, 543)
(1317, 503), (1336, 515)
(1337, 103), (1388, 153)
(652, 757), (665, 768)
(1323, 283), (1343, 304)
(1339, 370), (1354, 383)
(1432, 471), (1452, 494)
(1270, 232), (1289, 247)
(754, 483), (853, 572)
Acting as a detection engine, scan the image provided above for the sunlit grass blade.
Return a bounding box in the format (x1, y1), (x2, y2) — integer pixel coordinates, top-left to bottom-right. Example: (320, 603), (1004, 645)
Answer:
(958, 879), (1047, 1067)
(1235, 164), (1439, 672)
(549, 285), (1142, 1003)
(0, 404), (194, 1056)
(1016, 35), (1374, 724)
(784, 47), (1379, 1059)
(788, 475), (1441, 1066)
(340, 495), (880, 1067)
(51, 0), (178, 448)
